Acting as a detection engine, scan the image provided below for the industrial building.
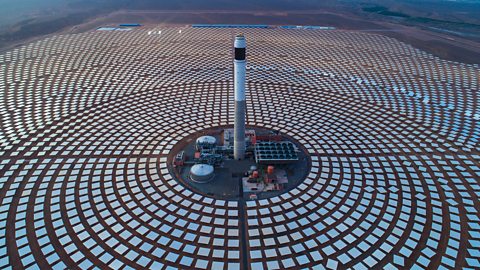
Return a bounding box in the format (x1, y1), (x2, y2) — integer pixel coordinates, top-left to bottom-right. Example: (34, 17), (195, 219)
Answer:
(254, 141), (298, 164)
(0, 25), (478, 270)
(173, 126), (307, 199)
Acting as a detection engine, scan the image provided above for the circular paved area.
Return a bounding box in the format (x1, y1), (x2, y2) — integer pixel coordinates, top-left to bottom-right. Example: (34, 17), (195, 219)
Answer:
(0, 26), (479, 269)
(168, 126), (310, 200)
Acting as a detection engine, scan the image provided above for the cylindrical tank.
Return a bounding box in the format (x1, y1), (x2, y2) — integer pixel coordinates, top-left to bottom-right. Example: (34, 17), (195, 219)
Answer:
(196, 136), (217, 151)
(189, 164), (215, 183)
(267, 166), (274, 175)
(196, 136), (216, 145)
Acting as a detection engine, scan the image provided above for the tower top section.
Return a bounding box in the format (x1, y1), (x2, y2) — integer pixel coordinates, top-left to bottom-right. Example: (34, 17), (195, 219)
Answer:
(234, 35), (246, 48)
(234, 35), (246, 60)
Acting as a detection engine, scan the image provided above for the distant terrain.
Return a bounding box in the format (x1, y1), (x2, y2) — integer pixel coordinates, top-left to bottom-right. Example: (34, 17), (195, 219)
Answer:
(359, 1), (480, 42)
(0, 0), (479, 63)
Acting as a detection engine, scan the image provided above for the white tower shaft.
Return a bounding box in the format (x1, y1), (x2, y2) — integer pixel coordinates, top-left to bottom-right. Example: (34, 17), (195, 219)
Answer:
(234, 35), (246, 160)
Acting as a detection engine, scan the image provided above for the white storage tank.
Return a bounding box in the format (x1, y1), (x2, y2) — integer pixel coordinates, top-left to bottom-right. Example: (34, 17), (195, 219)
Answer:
(196, 135), (216, 145)
(189, 164), (215, 183)
(196, 136), (217, 150)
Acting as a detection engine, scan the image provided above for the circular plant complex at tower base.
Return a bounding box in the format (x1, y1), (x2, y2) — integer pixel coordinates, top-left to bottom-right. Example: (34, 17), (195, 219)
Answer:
(0, 25), (479, 270)
(168, 126), (311, 200)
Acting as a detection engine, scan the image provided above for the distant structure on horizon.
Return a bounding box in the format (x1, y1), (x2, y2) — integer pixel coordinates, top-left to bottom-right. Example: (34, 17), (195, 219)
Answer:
(234, 34), (247, 160)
